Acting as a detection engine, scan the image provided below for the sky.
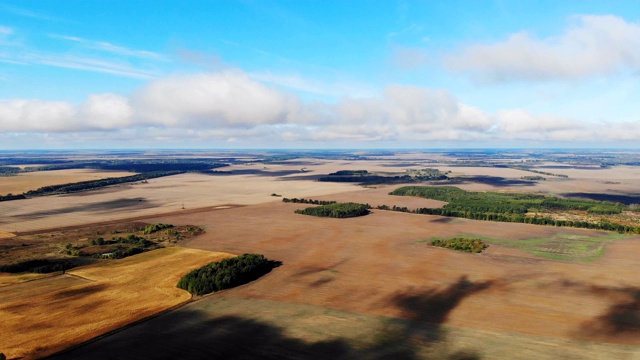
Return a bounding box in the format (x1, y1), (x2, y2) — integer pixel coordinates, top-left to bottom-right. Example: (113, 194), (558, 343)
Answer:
(1, 0), (640, 149)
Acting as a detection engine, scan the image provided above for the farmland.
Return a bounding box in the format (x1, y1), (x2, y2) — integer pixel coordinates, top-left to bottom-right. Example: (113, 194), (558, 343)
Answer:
(0, 169), (135, 195)
(1, 247), (232, 359)
(2, 149), (640, 359)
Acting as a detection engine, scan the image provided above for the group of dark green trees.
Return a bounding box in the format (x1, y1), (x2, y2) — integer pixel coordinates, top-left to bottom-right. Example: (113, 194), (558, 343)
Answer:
(177, 254), (280, 295)
(386, 186), (640, 234)
(294, 202), (371, 218)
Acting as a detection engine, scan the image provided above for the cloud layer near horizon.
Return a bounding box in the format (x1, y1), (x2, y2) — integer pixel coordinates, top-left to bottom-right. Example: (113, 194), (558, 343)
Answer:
(1, 69), (636, 146)
(445, 15), (640, 83)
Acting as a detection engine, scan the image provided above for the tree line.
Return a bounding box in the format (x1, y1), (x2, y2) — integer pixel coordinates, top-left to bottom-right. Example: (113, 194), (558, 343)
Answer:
(384, 186), (640, 234)
(282, 198), (336, 205)
(24, 171), (183, 196)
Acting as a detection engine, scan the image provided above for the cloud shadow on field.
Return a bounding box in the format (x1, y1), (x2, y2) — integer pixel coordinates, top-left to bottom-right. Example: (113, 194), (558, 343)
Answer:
(560, 192), (640, 206)
(581, 285), (640, 337)
(46, 310), (418, 360)
(49, 283), (109, 301)
(551, 279), (640, 338)
(447, 176), (534, 187)
(389, 276), (494, 342)
(293, 259), (349, 277)
(13, 198), (156, 219)
(46, 278), (488, 360)
(430, 217), (456, 223)
(204, 169), (312, 177)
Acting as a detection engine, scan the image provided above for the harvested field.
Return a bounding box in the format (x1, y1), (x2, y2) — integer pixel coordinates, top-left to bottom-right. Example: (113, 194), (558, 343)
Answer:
(0, 229), (15, 238)
(4, 155), (640, 358)
(0, 172), (359, 232)
(0, 169), (135, 195)
(3, 159), (640, 233)
(434, 165), (640, 196)
(53, 297), (640, 360)
(1, 247), (233, 359)
(0, 272), (50, 287)
(146, 200), (640, 349)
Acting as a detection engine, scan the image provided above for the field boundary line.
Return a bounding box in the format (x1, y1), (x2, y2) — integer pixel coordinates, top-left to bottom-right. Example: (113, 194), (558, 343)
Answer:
(12, 204), (244, 236)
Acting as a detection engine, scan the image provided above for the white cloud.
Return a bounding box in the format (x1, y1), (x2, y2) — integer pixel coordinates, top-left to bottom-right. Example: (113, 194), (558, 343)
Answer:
(132, 71), (300, 127)
(384, 85), (494, 138)
(1, 70), (638, 146)
(0, 99), (78, 132)
(446, 15), (640, 82)
(81, 93), (133, 129)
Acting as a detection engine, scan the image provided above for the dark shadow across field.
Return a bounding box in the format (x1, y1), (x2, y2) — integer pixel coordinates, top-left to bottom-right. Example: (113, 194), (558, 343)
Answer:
(204, 169), (311, 177)
(11, 198), (156, 220)
(47, 278), (490, 360)
(47, 309), (418, 360)
(447, 176), (534, 187)
(561, 192), (640, 206)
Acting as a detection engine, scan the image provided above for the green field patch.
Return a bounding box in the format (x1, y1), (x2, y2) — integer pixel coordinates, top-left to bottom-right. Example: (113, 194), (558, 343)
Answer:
(431, 233), (630, 262)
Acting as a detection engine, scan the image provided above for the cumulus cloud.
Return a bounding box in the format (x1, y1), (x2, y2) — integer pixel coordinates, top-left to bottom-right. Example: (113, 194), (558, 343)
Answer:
(495, 109), (593, 141)
(80, 93), (133, 129)
(383, 85), (494, 139)
(0, 99), (78, 131)
(446, 15), (640, 82)
(133, 71), (301, 127)
(1, 69), (638, 146)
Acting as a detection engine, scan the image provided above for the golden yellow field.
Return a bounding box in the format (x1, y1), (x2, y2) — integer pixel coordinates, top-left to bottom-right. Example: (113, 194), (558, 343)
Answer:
(0, 247), (233, 360)
(0, 169), (135, 195)
(0, 230), (15, 238)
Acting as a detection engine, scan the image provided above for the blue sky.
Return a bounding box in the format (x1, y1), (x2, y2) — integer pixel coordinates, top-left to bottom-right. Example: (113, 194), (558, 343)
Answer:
(1, 0), (640, 149)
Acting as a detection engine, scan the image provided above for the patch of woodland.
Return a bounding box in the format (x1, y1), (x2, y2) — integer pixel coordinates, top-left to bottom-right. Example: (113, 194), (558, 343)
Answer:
(177, 254), (282, 295)
(294, 202), (371, 218)
(385, 186), (640, 234)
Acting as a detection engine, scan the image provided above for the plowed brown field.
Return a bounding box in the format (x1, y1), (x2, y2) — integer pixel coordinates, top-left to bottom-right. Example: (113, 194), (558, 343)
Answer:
(158, 200), (640, 346)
